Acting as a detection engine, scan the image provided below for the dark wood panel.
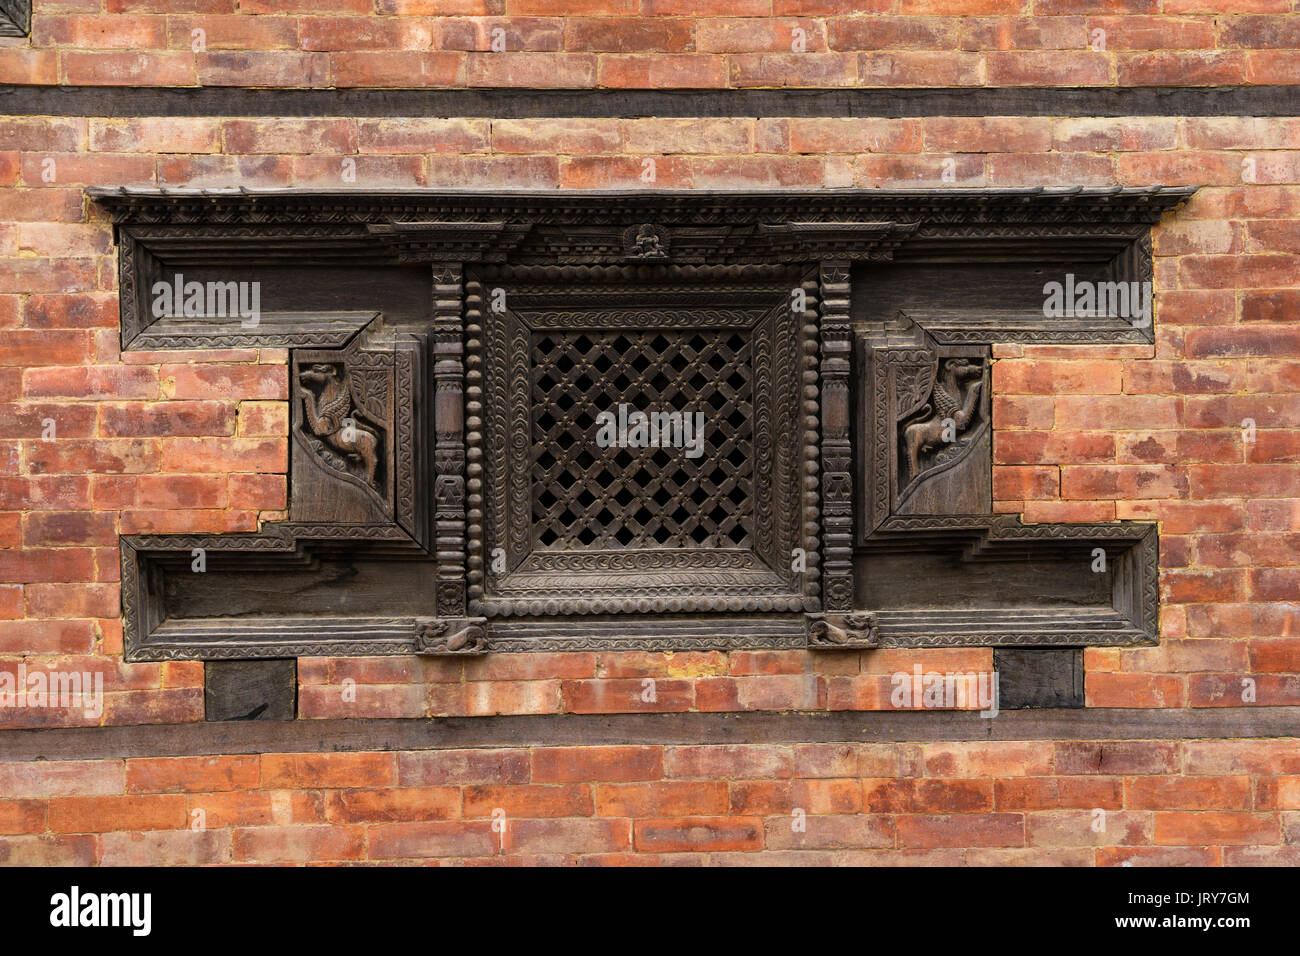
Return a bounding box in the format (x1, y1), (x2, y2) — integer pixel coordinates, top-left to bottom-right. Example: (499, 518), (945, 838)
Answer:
(8, 85), (1300, 117)
(3, 708), (1298, 763)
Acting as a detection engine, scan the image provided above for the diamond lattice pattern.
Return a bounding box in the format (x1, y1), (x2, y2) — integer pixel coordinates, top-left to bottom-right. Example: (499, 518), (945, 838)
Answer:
(531, 329), (754, 550)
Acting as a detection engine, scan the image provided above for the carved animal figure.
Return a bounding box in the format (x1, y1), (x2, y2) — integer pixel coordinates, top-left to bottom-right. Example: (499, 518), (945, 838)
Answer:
(299, 364), (380, 487)
(902, 358), (984, 482)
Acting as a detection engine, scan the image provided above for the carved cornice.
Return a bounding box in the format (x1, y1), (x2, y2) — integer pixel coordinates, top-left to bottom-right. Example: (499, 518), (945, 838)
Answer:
(88, 187), (1196, 229)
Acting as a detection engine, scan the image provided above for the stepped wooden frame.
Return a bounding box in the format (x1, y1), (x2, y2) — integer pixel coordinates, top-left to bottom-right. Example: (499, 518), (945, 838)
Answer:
(86, 186), (1192, 661)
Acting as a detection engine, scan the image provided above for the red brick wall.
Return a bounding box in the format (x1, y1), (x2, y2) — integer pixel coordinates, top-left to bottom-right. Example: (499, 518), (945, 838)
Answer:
(5, 740), (1299, 864)
(2, 2), (1298, 88)
(2, 5), (1299, 865)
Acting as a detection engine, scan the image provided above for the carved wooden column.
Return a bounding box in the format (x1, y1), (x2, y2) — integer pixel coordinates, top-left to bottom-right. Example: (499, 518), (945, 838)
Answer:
(432, 264), (468, 618)
(818, 261), (854, 615)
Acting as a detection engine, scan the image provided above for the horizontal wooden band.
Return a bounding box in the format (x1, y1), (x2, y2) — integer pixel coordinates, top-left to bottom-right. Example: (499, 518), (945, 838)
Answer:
(1, 85), (1297, 118)
(1, 708), (1296, 763)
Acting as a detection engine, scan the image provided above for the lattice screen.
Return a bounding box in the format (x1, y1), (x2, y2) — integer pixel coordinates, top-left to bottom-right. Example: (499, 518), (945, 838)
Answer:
(531, 329), (754, 550)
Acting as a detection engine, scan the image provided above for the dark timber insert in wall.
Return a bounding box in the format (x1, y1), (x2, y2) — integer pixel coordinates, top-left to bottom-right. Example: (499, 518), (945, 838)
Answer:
(88, 186), (1190, 660)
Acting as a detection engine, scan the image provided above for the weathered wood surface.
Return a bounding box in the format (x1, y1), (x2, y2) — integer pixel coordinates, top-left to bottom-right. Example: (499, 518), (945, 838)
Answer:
(4, 709), (1299, 762)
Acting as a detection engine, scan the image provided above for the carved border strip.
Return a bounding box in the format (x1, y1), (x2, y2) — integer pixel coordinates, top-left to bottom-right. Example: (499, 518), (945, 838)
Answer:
(432, 264), (467, 616)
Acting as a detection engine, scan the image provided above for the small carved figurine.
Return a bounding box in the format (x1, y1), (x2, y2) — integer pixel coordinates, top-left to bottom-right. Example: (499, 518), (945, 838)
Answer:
(808, 612), (880, 649)
(414, 618), (488, 655)
(299, 363), (381, 488)
(902, 358), (984, 483)
(629, 224), (668, 259)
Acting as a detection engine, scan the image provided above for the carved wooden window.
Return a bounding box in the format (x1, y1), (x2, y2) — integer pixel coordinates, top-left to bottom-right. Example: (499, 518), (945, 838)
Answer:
(90, 188), (1189, 660)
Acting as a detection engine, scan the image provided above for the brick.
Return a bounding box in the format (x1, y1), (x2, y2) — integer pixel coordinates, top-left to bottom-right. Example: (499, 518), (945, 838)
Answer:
(367, 820), (497, 859)
(1250, 639), (1300, 673)
(995, 777), (1124, 811)
(222, 119), (357, 154)
(857, 154), (986, 187)
(0, 118), (85, 152)
(464, 784), (593, 818)
(358, 118), (488, 154)
(987, 51), (1109, 86)
(436, 17), (563, 52)
(49, 795), (186, 833)
(1190, 464), (1300, 497)
(764, 813), (895, 850)
(165, 14), (299, 52)
(830, 16), (961, 51)
(299, 17), (433, 52)
(561, 678), (692, 713)
(466, 52), (597, 87)
(101, 830), (231, 866)
(564, 17), (694, 52)
(233, 824), (365, 863)
(924, 117), (1052, 153)
(157, 437), (285, 474)
(199, 51), (330, 87)
(532, 746), (663, 783)
(331, 51), (462, 87)
(897, 813), (1024, 849)
(958, 16), (1086, 50)
(462, 679), (559, 716)
(595, 782), (728, 817)
(1118, 51), (1247, 86)
(23, 365), (158, 400)
(1056, 742), (1179, 775)
(492, 118), (622, 154)
(426, 156), (559, 189)
(727, 53), (856, 87)
(1126, 776), (1251, 810)
(992, 465), (1059, 500)
(860, 51), (983, 86)
(1247, 51), (1300, 82)
(261, 753), (396, 789)
(99, 401), (236, 438)
(505, 818), (631, 855)
(1027, 810), (1153, 847)
(0, 835), (97, 866)
(63, 52), (196, 86)
(559, 155), (689, 189)
(162, 364), (286, 401)
(785, 118), (921, 154)
(665, 745), (793, 780)
(21, 512), (117, 547)
(923, 743), (1054, 777)
(1154, 811), (1279, 845)
(1185, 117), (1300, 150)
(635, 816), (763, 853)
(323, 787), (460, 823)
(125, 756), (260, 794)
(398, 749), (530, 786)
